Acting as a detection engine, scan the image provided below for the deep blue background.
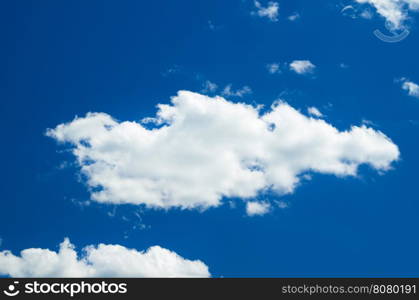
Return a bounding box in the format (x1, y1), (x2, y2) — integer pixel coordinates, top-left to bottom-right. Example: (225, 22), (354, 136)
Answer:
(0, 0), (418, 277)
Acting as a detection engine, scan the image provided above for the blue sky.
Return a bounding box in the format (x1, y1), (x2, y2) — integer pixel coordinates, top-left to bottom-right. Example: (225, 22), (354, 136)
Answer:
(0, 0), (418, 277)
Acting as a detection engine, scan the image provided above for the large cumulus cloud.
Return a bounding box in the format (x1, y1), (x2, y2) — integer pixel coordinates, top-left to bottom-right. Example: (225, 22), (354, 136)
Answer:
(0, 239), (210, 277)
(47, 91), (400, 210)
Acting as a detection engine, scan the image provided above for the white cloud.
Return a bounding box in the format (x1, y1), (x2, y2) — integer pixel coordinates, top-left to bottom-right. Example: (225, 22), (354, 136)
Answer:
(266, 63), (281, 74)
(289, 60), (316, 75)
(288, 12), (300, 21)
(246, 201), (271, 216)
(341, 4), (374, 20)
(307, 107), (324, 118)
(276, 201), (288, 209)
(0, 238), (210, 278)
(200, 80), (251, 97)
(201, 80), (218, 94)
(362, 119), (378, 127)
(360, 9), (374, 19)
(47, 91), (400, 210)
(222, 84), (252, 98)
(253, 1), (279, 22)
(400, 78), (419, 98)
(353, 0), (419, 28)
(341, 5), (358, 19)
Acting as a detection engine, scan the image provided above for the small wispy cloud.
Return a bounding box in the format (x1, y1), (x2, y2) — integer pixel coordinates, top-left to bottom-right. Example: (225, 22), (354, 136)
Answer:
(359, 9), (373, 19)
(246, 201), (271, 216)
(276, 201), (288, 209)
(400, 78), (419, 98)
(307, 107), (324, 118)
(222, 84), (252, 98)
(289, 60), (316, 75)
(252, 1), (279, 22)
(200, 79), (252, 98)
(362, 119), (379, 127)
(266, 62), (281, 74)
(288, 12), (300, 21)
(201, 80), (218, 94)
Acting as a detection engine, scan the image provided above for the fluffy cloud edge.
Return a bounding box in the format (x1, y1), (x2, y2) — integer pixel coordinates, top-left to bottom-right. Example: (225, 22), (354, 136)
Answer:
(307, 107), (324, 118)
(400, 78), (419, 98)
(246, 201), (271, 216)
(46, 90), (400, 211)
(253, 1), (279, 22)
(0, 238), (210, 278)
(289, 60), (316, 75)
(351, 0), (419, 28)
